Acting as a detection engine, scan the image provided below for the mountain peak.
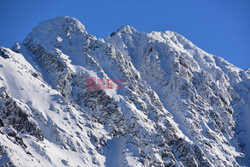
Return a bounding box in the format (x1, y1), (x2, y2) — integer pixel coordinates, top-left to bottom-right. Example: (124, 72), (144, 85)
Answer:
(34, 16), (86, 33)
(118, 25), (136, 32)
(110, 25), (137, 36)
(23, 16), (88, 49)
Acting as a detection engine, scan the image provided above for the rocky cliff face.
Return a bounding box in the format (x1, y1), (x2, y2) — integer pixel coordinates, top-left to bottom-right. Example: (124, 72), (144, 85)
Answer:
(0, 16), (249, 167)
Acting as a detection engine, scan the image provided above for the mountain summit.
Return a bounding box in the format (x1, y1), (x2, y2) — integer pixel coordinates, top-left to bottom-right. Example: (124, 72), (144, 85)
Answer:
(0, 16), (249, 167)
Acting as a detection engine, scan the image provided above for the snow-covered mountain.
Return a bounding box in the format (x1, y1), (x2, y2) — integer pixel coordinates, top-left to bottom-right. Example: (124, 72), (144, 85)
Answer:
(0, 16), (249, 167)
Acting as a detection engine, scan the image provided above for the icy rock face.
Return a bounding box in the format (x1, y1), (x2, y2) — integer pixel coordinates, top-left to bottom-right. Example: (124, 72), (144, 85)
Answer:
(0, 16), (249, 166)
(0, 95), (44, 141)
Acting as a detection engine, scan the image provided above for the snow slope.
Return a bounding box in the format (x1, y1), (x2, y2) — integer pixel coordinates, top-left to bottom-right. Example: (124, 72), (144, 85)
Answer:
(0, 16), (249, 166)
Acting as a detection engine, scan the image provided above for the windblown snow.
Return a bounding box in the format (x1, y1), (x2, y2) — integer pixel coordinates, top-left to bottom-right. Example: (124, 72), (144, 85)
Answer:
(0, 16), (249, 167)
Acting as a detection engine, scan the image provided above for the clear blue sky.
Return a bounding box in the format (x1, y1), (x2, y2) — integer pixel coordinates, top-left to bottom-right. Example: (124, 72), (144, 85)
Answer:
(0, 0), (249, 69)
